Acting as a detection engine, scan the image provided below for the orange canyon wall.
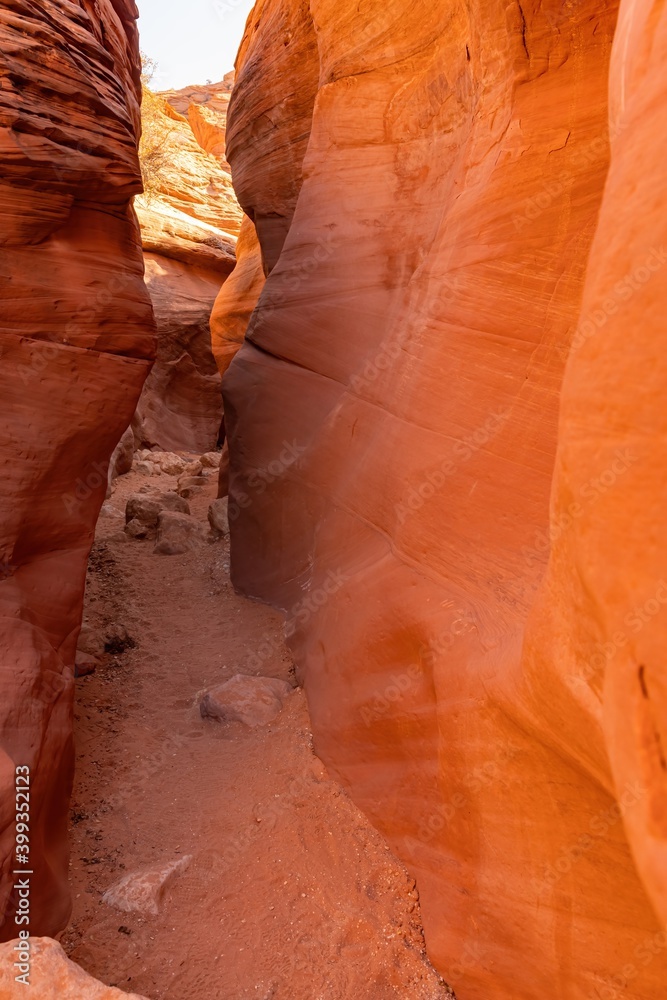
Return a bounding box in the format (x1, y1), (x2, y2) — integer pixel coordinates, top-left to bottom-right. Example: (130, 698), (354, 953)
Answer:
(133, 82), (240, 452)
(0, 0), (154, 940)
(222, 1), (667, 997)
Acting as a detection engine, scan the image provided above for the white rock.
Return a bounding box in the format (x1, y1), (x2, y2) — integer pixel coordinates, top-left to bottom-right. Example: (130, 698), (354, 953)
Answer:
(0, 936), (149, 998)
(102, 856), (192, 917)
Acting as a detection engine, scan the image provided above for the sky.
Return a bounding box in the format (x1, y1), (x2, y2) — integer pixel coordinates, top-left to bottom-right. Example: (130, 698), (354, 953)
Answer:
(136, 0), (257, 91)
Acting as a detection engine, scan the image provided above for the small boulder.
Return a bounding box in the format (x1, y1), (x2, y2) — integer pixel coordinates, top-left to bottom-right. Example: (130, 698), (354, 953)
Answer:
(154, 511), (207, 555)
(125, 494), (161, 530)
(155, 491), (190, 515)
(77, 624), (105, 658)
(208, 498), (229, 538)
(134, 460), (155, 476)
(183, 460), (203, 477)
(104, 625), (136, 655)
(152, 452), (186, 476)
(200, 674), (294, 728)
(176, 475), (207, 499)
(75, 651), (99, 678)
(102, 855), (191, 917)
(124, 518), (149, 539)
(200, 452), (221, 469)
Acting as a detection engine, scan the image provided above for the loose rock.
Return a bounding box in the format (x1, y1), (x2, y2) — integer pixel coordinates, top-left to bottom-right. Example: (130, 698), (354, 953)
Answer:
(124, 518), (149, 540)
(155, 491), (190, 515)
(200, 674), (294, 727)
(151, 452), (186, 476)
(102, 856), (192, 917)
(125, 495), (162, 532)
(77, 625), (105, 658)
(74, 651), (99, 678)
(134, 460), (156, 476)
(208, 498), (229, 537)
(183, 460), (203, 477)
(124, 493), (189, 539)
(176, 475), (207, 499)
(154, 511), (207, 555)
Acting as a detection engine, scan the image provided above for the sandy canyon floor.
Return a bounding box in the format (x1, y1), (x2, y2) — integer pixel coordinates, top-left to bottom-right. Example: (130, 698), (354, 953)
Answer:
(60, 463), (452, 1000)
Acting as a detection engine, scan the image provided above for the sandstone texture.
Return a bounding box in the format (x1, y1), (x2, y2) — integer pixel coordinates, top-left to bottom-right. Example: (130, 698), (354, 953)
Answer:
(0, 937), (148, 999)
(133, 79), (242, 453)
(225, 0), (319, 273)
(221, 1), (667, 997)
(210, 214), (265, 384)
(162, 74), (235, 166)
(0, 0), (155, 941)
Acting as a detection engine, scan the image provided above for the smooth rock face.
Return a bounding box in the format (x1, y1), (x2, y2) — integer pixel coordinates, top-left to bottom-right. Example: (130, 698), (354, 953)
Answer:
(210, 214), (265, 386)
(200, 675), (294, 728)
(133, 81), (241, 453)
(225, 0), (320, 272)
(0, 937), (148, 999)
(222, 0), (667, 996)
(0, 1), (155, 941)
(534, 0), (667, 944)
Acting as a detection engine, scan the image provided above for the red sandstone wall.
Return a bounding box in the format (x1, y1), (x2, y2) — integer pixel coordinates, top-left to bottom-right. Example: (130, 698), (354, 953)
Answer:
(0, 0), (155, 940)
(222, 0), (667, 996)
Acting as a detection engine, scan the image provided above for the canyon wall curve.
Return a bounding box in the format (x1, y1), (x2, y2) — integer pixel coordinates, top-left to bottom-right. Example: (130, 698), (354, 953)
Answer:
(0, 0), (155, 941)
(222, 1), (667, 997)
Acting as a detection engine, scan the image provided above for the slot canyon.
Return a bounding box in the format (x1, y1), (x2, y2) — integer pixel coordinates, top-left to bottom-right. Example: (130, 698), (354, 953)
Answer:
(1, 0), (667, 998)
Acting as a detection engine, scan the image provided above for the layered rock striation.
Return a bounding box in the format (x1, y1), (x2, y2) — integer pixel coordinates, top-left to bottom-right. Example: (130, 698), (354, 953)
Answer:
(222, 1), (667, 997)
(132, 81), (241, 453)
(0, 0), (155, 939)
